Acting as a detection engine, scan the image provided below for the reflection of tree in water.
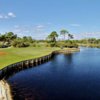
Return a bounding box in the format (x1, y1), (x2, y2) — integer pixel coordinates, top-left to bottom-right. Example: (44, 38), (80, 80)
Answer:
(47, 54), (74, 73)
(50, 54), (73, 66)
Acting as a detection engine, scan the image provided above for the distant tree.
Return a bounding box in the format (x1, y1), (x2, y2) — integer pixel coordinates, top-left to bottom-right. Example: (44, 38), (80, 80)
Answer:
(60, 29), (69, 40)
(5, 32), (17, 44)
(23, 36), (34, 43)
(27, 36), (34, 43)
(47, 31), (58, 42)
(68, 34), (74, 40)
(0, 34), (6, 42)
(12, 39), (30, 48)
(23, 36), (28, 42)
(47, 31), (59, 47)
(88, 38), (96, 44)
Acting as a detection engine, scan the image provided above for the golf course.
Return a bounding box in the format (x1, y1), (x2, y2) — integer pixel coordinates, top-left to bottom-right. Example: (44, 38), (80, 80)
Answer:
(0, 47), (60, 69)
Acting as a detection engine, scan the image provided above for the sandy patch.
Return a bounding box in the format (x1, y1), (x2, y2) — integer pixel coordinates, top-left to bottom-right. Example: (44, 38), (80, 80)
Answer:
(0, 52), (7, 56)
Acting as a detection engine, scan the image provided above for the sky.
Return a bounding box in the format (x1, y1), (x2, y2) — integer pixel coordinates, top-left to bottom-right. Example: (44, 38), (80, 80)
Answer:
(0, 0), (100, 39)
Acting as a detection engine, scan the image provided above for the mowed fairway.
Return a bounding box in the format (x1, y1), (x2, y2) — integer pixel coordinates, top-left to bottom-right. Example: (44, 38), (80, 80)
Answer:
(0, 47), (59, 69)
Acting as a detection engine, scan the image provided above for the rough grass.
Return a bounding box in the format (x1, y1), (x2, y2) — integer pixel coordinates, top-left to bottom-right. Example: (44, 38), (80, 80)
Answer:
(0, 47), (59, 69)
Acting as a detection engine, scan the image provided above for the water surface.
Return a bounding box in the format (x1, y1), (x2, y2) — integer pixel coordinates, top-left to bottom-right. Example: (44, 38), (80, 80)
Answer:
(7, 48), (100, 100)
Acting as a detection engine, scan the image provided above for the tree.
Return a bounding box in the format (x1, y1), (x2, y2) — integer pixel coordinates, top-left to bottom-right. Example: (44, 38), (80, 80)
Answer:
(23, 36), (34, 43)
(27, 36), (34, 43)
(12, 39), (30, 48)
(88, 38), (96, 44)
(60, 29), (69, 40)
(0, 34), (6, 42)
(68, 34), (74, 40)
(47, 31), (58, 42)
(23, 36), (28, 42)
(47, 31), (58, 47)
(5, 32), (17, 44)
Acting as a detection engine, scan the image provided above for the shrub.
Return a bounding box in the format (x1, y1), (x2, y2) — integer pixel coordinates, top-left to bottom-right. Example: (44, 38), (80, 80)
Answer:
(0, 42), (9, 48)
(49, 42), (56, 47)
(12, 40), (30, 48)
(45, 43), (50, 47)
(64, 42), (78, 48)
(33, 43), (37, 47)
(32, 43), (41, 47)
(56, 41), (78, 48)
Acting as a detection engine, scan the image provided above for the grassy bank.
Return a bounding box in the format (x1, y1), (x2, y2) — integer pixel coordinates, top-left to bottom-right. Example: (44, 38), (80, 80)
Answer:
(0, 47), (79, 69)
(0, 47), (60, 69)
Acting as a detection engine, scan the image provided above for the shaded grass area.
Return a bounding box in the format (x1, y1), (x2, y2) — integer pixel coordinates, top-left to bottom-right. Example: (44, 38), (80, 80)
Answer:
(0, 47), (59, 69)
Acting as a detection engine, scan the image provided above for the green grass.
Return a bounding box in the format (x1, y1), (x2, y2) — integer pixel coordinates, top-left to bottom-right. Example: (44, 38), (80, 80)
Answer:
(0, 47), (59, 69)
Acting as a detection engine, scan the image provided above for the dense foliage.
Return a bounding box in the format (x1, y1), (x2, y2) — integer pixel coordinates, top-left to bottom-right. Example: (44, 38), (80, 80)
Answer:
(76, 38), (100, 48)
(0, 30), (78, 48)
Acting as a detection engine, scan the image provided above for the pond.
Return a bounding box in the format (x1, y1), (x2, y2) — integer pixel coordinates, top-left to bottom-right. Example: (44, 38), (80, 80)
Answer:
(7, 48), (100, 100)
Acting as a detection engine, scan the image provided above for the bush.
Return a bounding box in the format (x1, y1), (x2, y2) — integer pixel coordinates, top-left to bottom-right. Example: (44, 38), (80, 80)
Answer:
(0, 42), (9, 48)
(56, 42), (65, 47)
(33, 43), (37, 47)
(45, 43), (50, 47)
(32, 43), (41, 47)
(12, 40), (30, 48)
(64, 42), (78, 48)
(49, 42), (56, 47)
(56, 41), (78, 48)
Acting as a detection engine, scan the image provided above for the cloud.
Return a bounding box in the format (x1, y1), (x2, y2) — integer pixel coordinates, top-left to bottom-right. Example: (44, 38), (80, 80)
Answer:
(0, 12), (16, 19)
(0, 15), (9, 19)
(9, 23), (50, 39)
(36, 25), (45, 28)
(33, 25), (46, 34)
(0, 15), (3, 19)
(10, 24), (48, 39)
(4, 16), (9, 19)
(0, 14), (10, 19)
(70, 24), (80, 27)
(8, 12), (16, 18)
(73, 32), (100, 39)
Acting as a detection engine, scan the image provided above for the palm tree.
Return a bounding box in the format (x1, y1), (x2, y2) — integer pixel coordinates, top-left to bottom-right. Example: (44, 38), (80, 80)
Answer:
(47, 31), (58, 42)
(68, 34), (74, 40)
(60, 29), (69, 40)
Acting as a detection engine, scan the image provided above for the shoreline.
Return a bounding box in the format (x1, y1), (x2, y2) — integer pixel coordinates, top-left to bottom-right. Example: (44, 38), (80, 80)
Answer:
(53, 48), (80, 54)
(0, 48), (80, 100)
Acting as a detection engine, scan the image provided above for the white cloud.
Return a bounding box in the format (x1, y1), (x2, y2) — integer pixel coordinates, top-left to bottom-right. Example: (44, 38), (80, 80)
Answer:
(9, 24), (48, 39)
(36, 25), (45, 28)
(0, 15), (9, 19)
(0, 15), (3, 19)
(14, 25), (19, 28)
(73, 32), (100, 40)
(0, 12), (16, 20)
(70, 24), (80, 27)
(4, 16), (9, 19)
(33, 25), (46, 34)
(8, 12), (16, 18)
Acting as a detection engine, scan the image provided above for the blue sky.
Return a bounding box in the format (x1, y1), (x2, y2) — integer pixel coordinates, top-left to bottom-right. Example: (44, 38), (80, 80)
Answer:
(0, 0), (100, 39)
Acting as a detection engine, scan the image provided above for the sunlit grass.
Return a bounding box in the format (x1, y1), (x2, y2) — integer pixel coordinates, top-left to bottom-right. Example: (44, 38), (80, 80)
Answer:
(0, 47), (59, 69)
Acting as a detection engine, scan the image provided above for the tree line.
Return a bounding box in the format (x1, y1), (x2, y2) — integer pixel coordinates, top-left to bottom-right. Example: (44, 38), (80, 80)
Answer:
(47, 29), (74, 42)
(4, 30), (100, 48)
(0, 32), (35, 48)
(0, 29), (77, 48)
(46, 30), (77, 48)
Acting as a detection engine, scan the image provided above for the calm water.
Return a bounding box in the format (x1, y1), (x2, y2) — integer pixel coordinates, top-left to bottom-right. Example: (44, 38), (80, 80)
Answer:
(7, 48), (100, 100)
